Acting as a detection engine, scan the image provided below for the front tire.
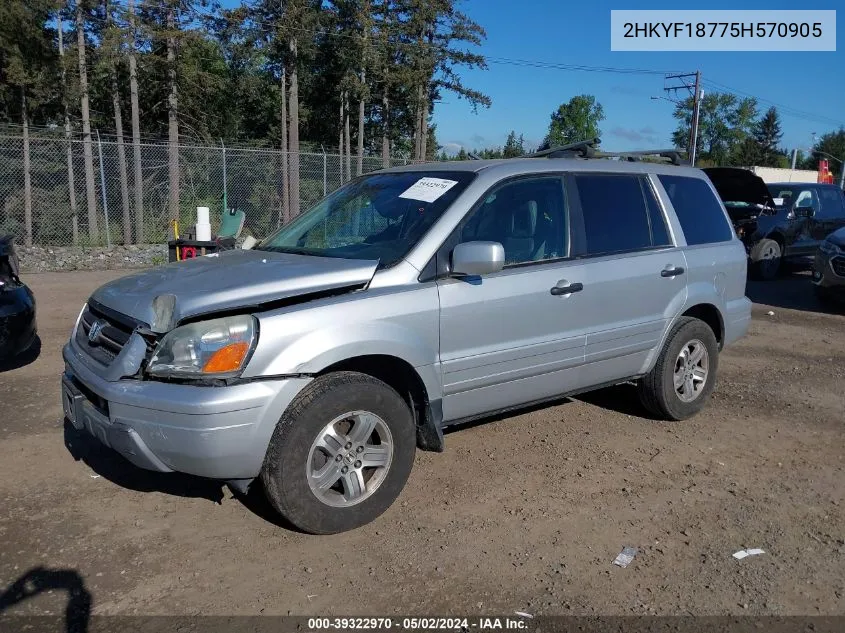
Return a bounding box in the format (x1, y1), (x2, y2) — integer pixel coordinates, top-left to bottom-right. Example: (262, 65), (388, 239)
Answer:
(261, 371), (416, 534)
(638, 317), (719, 421)
(750, 238), (782, 280)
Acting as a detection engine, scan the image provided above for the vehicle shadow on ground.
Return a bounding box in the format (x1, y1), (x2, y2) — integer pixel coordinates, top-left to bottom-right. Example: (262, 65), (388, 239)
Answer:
(63, 420), (226, 505)
(0, 336), (41, 373)
(62, 420), (306, 532)
(573, 383), (661, 419)
(0, 566), (91, 633)
(746, 271), (844, 316)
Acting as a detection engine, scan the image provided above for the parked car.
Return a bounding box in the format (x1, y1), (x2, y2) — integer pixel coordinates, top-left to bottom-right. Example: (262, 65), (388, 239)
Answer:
(812, 226), (845, 305)
(704, 168), (845, 280)
(701, 167), (778, 243)
(0, 236), (37, 361)
(62, 153), (751, 534)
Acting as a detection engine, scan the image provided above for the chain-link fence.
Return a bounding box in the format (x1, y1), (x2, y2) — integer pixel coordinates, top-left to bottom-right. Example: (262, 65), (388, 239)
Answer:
(0, 133), (414, 247)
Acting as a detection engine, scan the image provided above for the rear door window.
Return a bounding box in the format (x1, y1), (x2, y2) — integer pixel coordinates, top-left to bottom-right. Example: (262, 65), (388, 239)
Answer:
(571, 173), (663, 256)
(657, 175), (734, 245)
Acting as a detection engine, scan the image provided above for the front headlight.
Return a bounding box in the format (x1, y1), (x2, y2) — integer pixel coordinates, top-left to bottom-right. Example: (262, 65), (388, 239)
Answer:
(147, 314), (257, 379)
(819, 240), (843, 255)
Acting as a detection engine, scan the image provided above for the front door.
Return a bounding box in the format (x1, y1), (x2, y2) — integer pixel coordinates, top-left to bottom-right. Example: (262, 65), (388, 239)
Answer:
(437, 175), (590, 423)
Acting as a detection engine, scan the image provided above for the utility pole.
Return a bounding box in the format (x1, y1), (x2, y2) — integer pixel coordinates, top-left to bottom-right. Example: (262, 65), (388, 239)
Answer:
(664, 71), (702, 166)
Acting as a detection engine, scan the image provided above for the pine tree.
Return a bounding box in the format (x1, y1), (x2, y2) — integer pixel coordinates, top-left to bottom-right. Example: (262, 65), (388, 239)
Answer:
(753, 107), (784, 167)
(503, 131), (525, 158)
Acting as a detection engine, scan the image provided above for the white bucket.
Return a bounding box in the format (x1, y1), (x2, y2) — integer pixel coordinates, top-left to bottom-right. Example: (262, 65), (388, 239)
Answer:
(195, 206), (211, 241)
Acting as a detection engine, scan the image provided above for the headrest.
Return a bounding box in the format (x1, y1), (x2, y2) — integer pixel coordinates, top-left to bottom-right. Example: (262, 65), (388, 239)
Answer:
(510, 200), (538, 238)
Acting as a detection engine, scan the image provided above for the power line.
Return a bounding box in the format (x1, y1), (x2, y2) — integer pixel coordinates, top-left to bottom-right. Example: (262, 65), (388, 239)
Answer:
(701, 78), (844, 127)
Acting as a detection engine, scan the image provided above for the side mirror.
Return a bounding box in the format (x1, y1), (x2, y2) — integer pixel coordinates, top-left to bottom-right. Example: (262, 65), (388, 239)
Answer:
(794, 204), (816, 218)
(451, 241), (505, 277)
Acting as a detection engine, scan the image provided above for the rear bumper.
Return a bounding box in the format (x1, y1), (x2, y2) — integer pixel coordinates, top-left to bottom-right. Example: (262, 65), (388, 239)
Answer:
(62, 342), (311, 479)
(724, 297), (752, 347)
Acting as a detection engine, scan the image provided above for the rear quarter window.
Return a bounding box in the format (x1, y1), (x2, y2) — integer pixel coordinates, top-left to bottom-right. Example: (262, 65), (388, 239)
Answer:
(657, 175), (734, 246)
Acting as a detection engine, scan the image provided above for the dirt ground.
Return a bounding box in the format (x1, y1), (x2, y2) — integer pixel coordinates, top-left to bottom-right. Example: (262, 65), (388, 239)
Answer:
(0, 269), (843, 618)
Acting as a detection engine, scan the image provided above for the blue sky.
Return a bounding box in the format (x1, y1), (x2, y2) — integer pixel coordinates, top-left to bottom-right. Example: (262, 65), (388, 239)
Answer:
(434, 0), (844, 155)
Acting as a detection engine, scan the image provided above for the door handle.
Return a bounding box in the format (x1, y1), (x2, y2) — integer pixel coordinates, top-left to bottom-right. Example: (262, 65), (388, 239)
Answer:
(550, 282), (583, 296)
(660, 266), (685, 278)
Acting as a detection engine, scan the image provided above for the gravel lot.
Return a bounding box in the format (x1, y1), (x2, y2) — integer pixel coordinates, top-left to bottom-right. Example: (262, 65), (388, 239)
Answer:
(1, 270), (843, 618)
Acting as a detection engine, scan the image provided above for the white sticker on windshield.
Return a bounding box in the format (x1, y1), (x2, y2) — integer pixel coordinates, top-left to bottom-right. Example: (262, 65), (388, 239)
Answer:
(398, 177), (459, 203)
(773, 197), (784, 206)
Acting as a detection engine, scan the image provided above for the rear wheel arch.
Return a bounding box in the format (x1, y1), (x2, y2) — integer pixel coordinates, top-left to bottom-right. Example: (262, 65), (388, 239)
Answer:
(681, 303), (724, 349)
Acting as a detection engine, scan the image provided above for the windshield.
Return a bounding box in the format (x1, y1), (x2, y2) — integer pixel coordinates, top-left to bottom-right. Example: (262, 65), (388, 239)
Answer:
(766, 184), (803, 208)
(257, 171), (475, 267)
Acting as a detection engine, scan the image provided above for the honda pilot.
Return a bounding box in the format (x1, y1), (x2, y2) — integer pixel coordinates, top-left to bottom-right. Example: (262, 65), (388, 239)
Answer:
(62, 151), (751, 534)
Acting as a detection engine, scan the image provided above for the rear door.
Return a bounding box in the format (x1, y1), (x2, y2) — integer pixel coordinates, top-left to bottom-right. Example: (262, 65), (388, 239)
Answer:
(437, 175), (591, 422)
(566, 172), (688, 385)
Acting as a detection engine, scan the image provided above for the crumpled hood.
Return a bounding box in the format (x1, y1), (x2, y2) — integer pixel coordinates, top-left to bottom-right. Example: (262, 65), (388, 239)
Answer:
(703, 167), (776, 209)
(90, 249), (379, 332)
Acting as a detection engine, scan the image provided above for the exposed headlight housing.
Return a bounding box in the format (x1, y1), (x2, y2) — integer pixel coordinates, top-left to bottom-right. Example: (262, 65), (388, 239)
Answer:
(147, 315), (257, 379)
(819, 240), (843, 255)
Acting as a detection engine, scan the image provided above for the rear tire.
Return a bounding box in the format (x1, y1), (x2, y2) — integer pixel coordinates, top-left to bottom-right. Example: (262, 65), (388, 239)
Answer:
(638, 317), (719, 421)
(261, 371), (416, 534)
(750, 238), (782, 281)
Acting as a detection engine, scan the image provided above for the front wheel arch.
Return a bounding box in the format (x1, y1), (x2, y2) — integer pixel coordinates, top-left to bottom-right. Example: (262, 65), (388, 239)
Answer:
(318, 355), (444, 452)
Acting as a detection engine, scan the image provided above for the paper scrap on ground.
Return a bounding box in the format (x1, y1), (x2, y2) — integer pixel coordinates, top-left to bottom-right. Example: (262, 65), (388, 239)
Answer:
(398, 177), (458, 203)
(732, 548), (765, 559)
(514, 612), (533, 619)
(612, 546), (637, 568)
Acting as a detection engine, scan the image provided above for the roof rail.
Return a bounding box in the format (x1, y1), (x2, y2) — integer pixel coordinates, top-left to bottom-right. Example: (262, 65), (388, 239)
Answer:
(526, 139), (687, 166)
(526, 138), (601, 159)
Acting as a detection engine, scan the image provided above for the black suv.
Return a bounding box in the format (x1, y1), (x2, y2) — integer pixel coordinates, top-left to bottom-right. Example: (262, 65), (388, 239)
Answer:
(704, 168), (845, 280)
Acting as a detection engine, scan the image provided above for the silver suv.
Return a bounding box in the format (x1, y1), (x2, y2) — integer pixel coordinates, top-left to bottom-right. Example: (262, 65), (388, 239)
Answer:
(62, 149), (751, 534)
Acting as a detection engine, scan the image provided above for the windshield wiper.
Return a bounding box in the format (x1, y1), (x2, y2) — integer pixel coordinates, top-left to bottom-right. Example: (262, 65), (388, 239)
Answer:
(257, 245), (314, 256)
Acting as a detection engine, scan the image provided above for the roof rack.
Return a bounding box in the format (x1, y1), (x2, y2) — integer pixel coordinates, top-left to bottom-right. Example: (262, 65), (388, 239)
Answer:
(526, 138), (601, 159)
(525, 138), (687, 166)
(593, 149), (687, 166)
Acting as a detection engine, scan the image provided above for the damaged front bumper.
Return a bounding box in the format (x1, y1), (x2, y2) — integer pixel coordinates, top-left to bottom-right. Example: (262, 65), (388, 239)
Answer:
(812, 248), (845, 297)
(62, 338), (311, 480)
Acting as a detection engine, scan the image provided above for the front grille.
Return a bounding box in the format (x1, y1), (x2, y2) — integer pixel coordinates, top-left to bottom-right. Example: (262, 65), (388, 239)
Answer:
(831, 256), (845, 278)
(75, 303), (135, 366)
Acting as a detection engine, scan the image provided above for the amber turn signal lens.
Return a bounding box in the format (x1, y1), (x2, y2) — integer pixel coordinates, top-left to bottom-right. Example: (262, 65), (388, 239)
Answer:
(202, 341), (250, 373)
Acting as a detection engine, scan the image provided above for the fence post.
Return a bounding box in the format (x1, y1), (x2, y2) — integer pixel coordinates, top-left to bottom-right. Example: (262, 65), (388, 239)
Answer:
(221, 138), (228, 215)
(321, 145), (327, 196)
(96, 130), (112, 247)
